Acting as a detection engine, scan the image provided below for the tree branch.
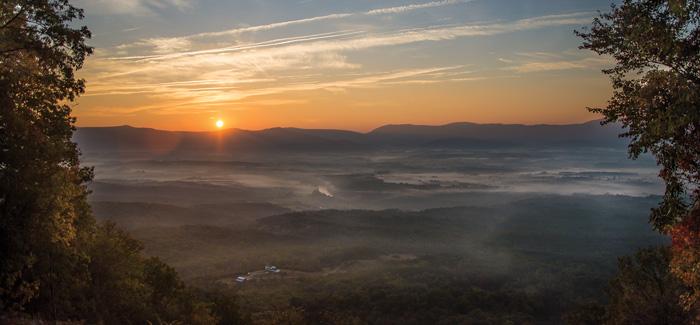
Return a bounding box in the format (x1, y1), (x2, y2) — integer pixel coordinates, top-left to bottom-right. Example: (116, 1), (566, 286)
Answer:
(1, 7), (25, 30)
(0, 47), (25, 54)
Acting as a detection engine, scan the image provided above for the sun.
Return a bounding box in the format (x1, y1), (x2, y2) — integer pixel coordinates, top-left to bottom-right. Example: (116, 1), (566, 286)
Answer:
(215, 119), (224, 129)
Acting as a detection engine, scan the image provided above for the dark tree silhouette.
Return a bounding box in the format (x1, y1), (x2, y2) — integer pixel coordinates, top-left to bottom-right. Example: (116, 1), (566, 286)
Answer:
(0, 0), (94, 314)
(578, 0), (700, 317)
(1, 2), (239, 323)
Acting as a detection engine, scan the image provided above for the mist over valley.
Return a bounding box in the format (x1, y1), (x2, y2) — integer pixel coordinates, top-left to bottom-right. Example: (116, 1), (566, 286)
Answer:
(78, 121), (666, 323)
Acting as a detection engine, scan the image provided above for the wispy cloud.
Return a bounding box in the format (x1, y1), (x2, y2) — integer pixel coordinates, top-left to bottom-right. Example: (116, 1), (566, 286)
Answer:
(76, 0), (193, 15)
(182, 13), (354, 40)
(114, 30), (366, 60)
(80, 12), (595, 115)
(139, 37), (192, 54)
(501, 51), (612, 73)
(87, 66), (466, 113)
(366, 0), (468, 15)
(115, 0), (472, 53)
(504, 61), (587, 73)
(111, 12), (593, 63)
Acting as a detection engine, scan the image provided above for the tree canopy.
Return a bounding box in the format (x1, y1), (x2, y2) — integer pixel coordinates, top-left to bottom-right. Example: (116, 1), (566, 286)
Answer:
(578, 0), (700, 316)
(1, 0), (94, 313)
(0, 1), (242, 322)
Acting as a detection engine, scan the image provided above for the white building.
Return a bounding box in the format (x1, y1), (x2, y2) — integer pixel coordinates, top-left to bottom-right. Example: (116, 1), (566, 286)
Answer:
(265, 265), (280, 273)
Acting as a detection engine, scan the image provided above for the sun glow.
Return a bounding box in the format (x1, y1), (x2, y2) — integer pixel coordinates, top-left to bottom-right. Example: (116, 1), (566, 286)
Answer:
(215, 119), (224, 129)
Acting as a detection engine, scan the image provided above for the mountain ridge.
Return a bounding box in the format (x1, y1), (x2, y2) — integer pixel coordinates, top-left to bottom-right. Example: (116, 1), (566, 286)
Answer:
(74, 120), (625, 154)
(80, 120), (605, 134)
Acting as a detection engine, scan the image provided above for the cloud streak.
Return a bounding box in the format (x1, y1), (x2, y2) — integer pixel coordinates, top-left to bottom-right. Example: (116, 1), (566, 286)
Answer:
(501, 51), (612, 73)
(111, 12), (593, 63)
(115, 0), (472, 53)
(80, 11), (596, 116)
(366, 0), (468, 15)
(86, 12), (593, 93)
(76, 0), (192, 15)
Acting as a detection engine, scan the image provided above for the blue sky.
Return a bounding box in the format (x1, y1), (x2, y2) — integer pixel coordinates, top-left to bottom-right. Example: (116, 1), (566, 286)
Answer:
(72, 0), (618, 131)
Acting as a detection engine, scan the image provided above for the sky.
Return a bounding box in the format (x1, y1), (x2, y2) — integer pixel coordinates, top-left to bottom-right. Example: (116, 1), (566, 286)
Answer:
(72, 0), (617, 131)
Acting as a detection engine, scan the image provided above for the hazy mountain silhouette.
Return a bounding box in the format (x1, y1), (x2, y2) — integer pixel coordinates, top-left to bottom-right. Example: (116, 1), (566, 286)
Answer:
(74, 121), (625, 154)
(75, 126), (367, 154)
(367, 120), (624, 147)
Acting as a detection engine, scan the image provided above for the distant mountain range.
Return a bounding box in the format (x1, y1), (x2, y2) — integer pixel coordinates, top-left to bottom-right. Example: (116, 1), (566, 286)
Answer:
(74, 120), (627, 154)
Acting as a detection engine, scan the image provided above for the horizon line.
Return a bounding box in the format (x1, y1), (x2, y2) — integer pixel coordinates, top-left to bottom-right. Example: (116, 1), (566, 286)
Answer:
(75, 119), (604, 134)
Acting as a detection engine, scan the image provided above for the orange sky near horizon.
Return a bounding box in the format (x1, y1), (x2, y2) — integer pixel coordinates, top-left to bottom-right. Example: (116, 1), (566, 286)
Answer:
(74, 70), (611, 132)
(72, 0), (615, 132)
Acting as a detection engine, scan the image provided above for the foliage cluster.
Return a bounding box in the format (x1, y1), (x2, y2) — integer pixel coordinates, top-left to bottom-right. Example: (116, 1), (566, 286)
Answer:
(578, 0), (700, 317)
(0, 1), (243, 323)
